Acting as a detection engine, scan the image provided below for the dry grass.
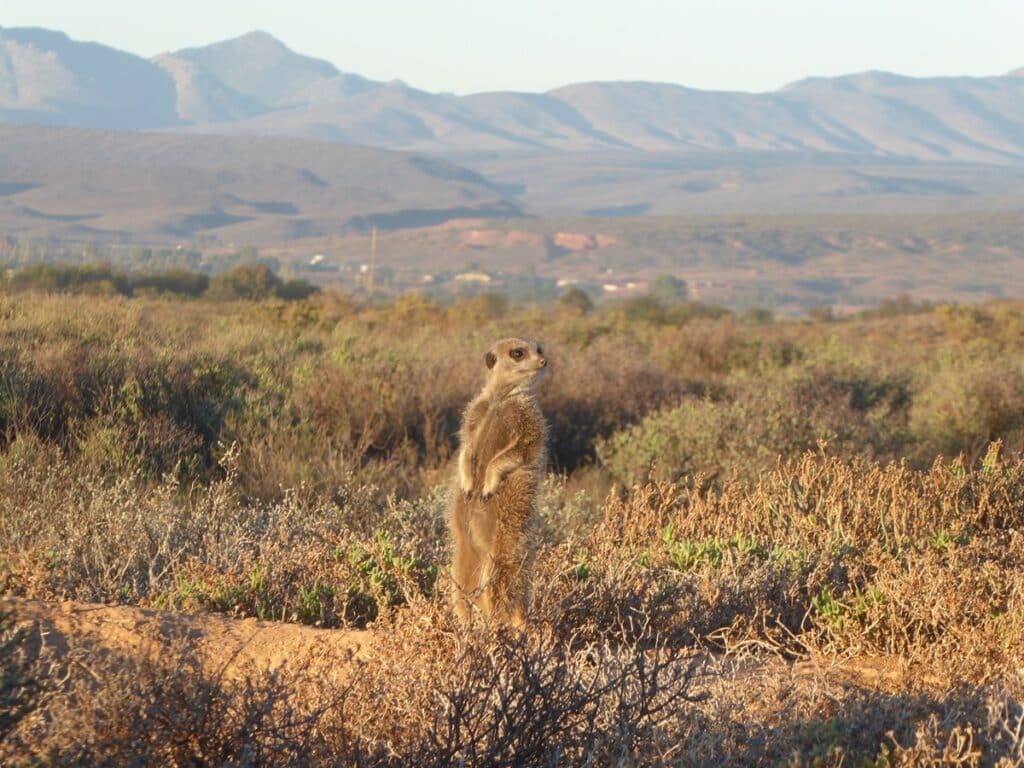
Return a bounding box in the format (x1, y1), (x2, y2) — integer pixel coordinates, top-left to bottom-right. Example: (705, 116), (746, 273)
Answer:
(3, 292), (1024, 763)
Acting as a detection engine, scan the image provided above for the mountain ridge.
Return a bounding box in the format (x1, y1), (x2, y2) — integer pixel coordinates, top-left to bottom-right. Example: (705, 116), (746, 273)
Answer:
(2, 27), (1023, 164)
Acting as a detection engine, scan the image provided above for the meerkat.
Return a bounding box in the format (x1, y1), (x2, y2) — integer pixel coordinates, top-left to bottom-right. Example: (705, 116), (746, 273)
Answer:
(449, 337), (549, 628)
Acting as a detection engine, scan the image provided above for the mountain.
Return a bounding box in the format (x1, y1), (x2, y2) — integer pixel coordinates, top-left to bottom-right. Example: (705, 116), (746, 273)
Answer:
(152, 30), (345, 121)
(1, 27), (1022, 165)
(777, 71), (1024, 162)
(0, 27), (178, 129)
(181, 70), (1024, 163)
(0, 123), (519, 242)
(152, 31), (1024, 163)
(150, 52), (266, 124)
(2, 28), (1024, 220)
(199, 72), (1024, 164)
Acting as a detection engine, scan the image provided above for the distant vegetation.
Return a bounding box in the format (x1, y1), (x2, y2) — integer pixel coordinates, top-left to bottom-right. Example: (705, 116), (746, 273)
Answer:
(1, 239), (280, 275)
(2, 262), (317, 302)
(4, 209), (1024, 313)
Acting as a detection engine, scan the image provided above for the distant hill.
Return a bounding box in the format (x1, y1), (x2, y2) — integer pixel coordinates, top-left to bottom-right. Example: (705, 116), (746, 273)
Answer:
(0, 124), (519, 243)
(2, 27), (1023, 164)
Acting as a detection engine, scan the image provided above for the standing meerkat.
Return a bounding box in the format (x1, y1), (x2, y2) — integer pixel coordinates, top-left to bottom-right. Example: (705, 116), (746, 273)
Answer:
(449, 337), (549, 627)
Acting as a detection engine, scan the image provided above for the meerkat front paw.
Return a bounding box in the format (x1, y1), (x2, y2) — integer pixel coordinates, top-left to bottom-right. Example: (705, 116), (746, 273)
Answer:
(481, 470), (501, 500)
(458, 450), (474, 497)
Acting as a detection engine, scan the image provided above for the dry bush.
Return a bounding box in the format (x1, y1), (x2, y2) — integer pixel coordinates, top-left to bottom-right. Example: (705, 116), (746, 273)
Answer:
(703, 678), (1024, 766)
(5, 609), (1022, 766)
(291, 349), (469, 478)
(6, 292), (1024, 500)
(0, 453), (445, 627)
(874, 693), (1024, 767)
(541, 333), (697, 471)
(297, 607), (706, 766)
(2, 637), (346, 766)
(526, 445), (1024, 684)
(0, 293), (726, 496)
(4, 437), (1023, 680)
(0, 295), (245, 483)
(0, 614), (53, 744)
(2, 609), (705, 767)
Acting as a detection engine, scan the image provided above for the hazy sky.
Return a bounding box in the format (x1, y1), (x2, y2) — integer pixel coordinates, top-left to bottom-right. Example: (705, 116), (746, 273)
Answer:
(3, 0), (1022, 94)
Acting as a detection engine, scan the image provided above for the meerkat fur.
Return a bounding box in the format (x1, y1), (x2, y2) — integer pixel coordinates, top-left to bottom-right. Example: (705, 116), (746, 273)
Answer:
(449, 337), (549, 627)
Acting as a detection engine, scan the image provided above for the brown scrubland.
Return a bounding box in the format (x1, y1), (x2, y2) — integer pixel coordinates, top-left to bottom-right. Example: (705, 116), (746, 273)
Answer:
(1, 287), (1023, 765)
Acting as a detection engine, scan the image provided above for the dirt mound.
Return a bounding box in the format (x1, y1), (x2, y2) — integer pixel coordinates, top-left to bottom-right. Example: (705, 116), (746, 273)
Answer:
(3, 597), (374, 685)
(5, 596), (936, 694)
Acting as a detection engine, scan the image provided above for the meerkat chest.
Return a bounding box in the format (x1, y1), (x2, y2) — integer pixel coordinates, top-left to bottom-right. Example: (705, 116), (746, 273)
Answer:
(472, 406), (507, 453)
(464, 400), (494, 442)
(491, 402), (542, 451)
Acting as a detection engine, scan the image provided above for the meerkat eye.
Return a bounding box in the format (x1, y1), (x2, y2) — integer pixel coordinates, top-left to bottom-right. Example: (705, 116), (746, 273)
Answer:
(537, 345), (543, 355)
(510, 348), (525, 361)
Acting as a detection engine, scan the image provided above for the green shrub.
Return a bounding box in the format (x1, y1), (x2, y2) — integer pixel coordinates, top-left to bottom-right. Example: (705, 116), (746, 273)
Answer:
(558, 287), (594, 313)
(598, 361), (911, 485)
(910, 353), (1024, 463)
(205, 264), (283, 301)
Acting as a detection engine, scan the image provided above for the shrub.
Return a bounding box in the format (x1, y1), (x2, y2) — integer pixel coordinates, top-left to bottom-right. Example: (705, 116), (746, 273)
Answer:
(558, 287), (594, 313)
(597, 361), (911, 485)
(910, 353), (1024, 464)
(130, 268), (210, 297)
(6, 262), (130, 295)
(647, 274), (688, 303)
(205, 264), (283, 301)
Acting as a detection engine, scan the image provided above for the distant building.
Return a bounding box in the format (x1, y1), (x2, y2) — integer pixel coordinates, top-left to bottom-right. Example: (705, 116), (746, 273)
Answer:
(307, 253), (338, 272)
(454, 271), (492, 283)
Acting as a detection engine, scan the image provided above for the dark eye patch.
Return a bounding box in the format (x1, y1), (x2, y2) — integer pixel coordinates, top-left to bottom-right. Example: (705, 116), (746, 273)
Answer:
(510, 348), (525, 360)
(537, 345), (543, 355)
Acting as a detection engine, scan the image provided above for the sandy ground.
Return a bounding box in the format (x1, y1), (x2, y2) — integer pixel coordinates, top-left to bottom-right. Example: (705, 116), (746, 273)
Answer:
(2, 597), (376, 687)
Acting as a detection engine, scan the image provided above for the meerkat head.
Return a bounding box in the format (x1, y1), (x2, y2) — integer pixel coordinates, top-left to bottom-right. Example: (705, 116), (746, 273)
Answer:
(484, 337), (548, 394)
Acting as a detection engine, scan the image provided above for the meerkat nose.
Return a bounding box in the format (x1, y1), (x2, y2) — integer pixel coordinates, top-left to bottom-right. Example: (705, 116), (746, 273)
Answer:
(538, 357), (547, 368)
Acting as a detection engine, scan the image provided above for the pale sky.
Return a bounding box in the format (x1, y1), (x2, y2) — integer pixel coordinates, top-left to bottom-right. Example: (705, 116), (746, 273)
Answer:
(3, 0), (1022, 95)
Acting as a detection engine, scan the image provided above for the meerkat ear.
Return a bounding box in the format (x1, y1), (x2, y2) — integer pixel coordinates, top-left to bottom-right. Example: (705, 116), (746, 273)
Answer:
(485, 351), (497, 369)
